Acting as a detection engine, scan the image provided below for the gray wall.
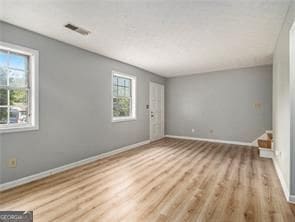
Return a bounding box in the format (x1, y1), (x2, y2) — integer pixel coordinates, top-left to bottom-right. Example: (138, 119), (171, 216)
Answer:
(166, 65), (272, 143)
(273, 0), (295, 196)
(0, 22), (165, 184)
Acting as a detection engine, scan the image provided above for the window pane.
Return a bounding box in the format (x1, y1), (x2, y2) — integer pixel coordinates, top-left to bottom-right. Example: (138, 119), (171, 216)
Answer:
(124, 79), (130, 87)
(0, 107), (8, 124)
(10, 89), (28, 106)
(9, 69), (27, 87)
(113, 75), (118, 86)
(124, 87), (130, 97)
(118, 86), (125, 97)
(9, 107), (28, 124)
(113, 85), (118, 97)
(9, 52), (28, 70)
(0, 67), (8, 86)
(0, 50), (9, 67)
(113, 97), (130, 117)
(113, 98), (119, 117)
(0, 89), (8, 105)
(0, 46), (35, 129)
(118, 77), (125, 87)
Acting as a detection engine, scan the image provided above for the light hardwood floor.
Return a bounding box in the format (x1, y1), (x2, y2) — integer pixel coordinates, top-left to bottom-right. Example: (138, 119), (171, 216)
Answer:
(0, 138), (294, 222)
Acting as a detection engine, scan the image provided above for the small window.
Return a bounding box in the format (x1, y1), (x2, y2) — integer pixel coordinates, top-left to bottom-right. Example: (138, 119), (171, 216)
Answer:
(0, 42), (39, 133)
(112, 71), (136, 122)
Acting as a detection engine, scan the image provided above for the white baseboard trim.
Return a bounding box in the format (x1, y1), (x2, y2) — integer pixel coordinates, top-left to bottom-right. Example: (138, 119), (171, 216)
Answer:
(0, 140), (150, 192)
(258, 148), (273, 158)
(272, 157), (295, 204)
(165, 135), (252, 147)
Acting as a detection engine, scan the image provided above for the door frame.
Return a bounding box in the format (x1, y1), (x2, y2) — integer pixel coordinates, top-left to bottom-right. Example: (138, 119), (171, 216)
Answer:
(289, 21), (295, 198)
(149, 81), (165, 142)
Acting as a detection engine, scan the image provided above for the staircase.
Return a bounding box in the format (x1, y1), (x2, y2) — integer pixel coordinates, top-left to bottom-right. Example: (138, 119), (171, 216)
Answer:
(257, 131), (273, 158)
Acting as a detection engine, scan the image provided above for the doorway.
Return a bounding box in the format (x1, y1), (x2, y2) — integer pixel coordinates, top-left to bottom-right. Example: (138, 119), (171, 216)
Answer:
(149, 82), (164, 141)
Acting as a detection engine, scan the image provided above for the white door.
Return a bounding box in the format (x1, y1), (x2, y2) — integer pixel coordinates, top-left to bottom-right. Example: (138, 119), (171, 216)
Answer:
(149, 82), (164, 141)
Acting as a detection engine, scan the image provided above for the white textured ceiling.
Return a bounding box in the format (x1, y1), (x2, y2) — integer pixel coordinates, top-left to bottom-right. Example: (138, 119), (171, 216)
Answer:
(0, 0), (290, 77)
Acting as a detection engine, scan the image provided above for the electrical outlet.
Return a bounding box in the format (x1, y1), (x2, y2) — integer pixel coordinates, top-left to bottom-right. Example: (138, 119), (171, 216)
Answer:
(8, 158), (17, 168)
(192, 128), (195, 133)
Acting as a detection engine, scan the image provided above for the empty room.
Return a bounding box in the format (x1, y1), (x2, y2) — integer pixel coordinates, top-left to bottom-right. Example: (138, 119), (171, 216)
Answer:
(0, 0), (295, 221)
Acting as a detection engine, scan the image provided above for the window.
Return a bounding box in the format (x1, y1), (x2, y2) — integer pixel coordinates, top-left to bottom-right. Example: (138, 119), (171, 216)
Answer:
(112, 71), (136, 122)
(0, 41), (39, 133)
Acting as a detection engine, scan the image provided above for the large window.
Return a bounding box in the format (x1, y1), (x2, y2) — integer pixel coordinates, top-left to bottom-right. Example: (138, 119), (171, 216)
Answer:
(112, 71), (136, 122)
(0, 42), (38, 133)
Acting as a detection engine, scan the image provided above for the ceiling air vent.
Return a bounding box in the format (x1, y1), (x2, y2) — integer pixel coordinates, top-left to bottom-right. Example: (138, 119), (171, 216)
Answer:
(65, 23), (90, 36)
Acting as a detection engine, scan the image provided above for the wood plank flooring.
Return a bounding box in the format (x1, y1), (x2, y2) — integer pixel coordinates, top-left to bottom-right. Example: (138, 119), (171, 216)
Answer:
(0, 138), (294, 222)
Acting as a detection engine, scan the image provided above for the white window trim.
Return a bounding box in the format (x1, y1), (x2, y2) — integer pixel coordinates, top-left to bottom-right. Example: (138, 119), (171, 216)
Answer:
(111, 71), (136, 122)
(0, 41), (39, 133)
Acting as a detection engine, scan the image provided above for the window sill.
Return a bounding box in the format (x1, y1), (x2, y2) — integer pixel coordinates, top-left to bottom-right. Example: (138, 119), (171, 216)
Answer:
(0, 124), (39, 134)
(112, 117), (136, 123)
